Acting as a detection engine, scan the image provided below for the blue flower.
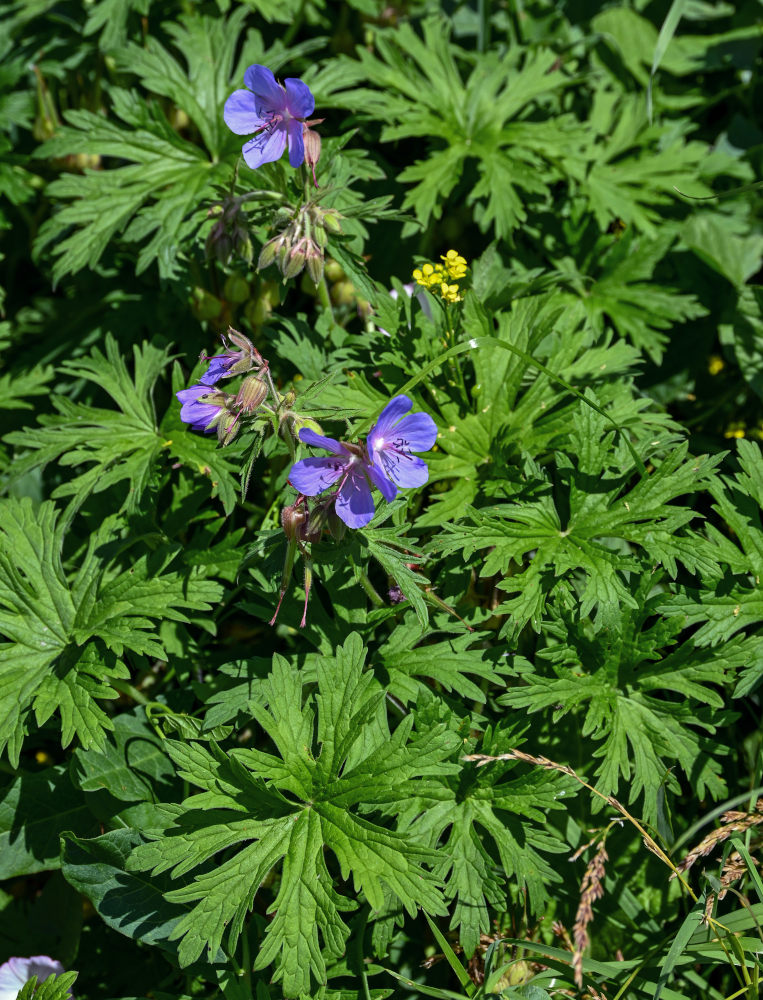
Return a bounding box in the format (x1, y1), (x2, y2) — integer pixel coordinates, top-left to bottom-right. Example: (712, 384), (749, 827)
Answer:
(288, 395), (437, 529)
(176, 385), (227, 434)
(224, 65), (315, 170)
(200, 355), (234, 386)
(199, 328), (262, 386)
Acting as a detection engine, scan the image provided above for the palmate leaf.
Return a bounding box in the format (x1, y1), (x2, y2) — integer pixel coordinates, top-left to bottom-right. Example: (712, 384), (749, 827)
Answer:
(376, 625), (508, 707)
(34, 88), (230, 282)
(33, 10), (248, 281)
(418, 292), (675, 529)
(329, 20), (581, 236)
(406, 721), (572, 957)
(32, 11), (326, 280)
(660, 440), (763, 684)
(436, 398), (721, 635)
(565, 89), (733, 235)
(128, 633), (460, 995)
(567, 229), (708, 363)
(4, 336), (239, 516)
(500, 574), (741, 825)
(0, 496), (222, 764)
(5, 335), (170, 516)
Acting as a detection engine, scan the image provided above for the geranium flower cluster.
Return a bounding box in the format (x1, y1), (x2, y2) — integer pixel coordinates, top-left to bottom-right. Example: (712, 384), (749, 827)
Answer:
(289, 395), (437, 529)
(412, 249), (468, 303)
(176, 329), (268, 444)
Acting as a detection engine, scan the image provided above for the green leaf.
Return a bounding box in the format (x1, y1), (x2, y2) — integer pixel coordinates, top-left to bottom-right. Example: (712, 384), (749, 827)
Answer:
(17, 972), (78, 1000)
(129, 634), (460, 994)
(436, 400), (721, 635)
(60, 828), (215, 958)
(682, 212), (763, 288)
(4, 335), (172, 517)
(0, 496), (221, 762)
(71, 711), (178, 803)
(411, 724), (571, 955)
(500, 576), (739, 823)
(0, 766), (95, 878)
(654, 894), (706, 1000)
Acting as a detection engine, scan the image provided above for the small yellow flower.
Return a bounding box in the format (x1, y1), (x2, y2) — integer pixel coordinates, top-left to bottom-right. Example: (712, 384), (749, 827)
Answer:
(724, 423), (746, 439)
(412, 249), (469, 301)
(708, 355), (725, 376)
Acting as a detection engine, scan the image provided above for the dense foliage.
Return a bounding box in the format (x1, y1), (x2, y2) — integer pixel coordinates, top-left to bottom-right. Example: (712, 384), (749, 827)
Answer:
(1, 1), (762, 998)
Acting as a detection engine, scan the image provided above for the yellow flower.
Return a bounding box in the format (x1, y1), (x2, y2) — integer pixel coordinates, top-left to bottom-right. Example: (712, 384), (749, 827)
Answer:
(708, 355), (725, 376)
(412, 249), (469, 301)
(724, 423), (746, 439)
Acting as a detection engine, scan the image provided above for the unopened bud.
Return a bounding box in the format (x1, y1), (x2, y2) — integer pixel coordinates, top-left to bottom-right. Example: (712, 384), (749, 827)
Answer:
(281, 503), (308, 541)
(306, 242), (324, 285)
(206, 221), (233, 265)
(303, 127), (322, 185)
(258, 236), (282, 271)
(237, 375), (268, 413)
(313, 222), (327, 249)
(273, 207), (294, 229)
(291, 414), (322, 439)
(323, 211), (342, 235)
(283, 244), (307, 280)
(216, 411), (240, 446)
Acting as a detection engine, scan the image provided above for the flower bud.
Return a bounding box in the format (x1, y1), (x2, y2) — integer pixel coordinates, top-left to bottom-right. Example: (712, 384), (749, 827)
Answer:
(216, 410), (240, 446)
(291, 415), (323, 439)
(283, 244), (307, 280)
(224, 274), (250, 305)
(206, 221), (233, 265)
(281, 503), (308, 541)
(258, 236), (282, 271)
(327, 508), (346, 542)
(306, 241), (325, 285)
(237, 375), (268, 413)
(303, 126), (322, 184)
(273, 207), (294, 229)
(323, 210), (342, 235)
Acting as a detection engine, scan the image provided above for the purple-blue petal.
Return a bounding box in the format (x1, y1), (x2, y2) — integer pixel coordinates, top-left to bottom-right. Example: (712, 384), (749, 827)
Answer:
(243, 65), (287, 110)
(242, 124), (287, 169)
(380, 411), (438, 453)
(289, 456), (346, 496)
(286, 118), (305, 168)
(284, 78), (315, 119)
(368, 463), (397, 503)
(373, 450), (429, 489)
(369, 395), (413, 442)
(223, 90), (268, 135)
(200, 355), (232, 386)
(176, 385), (221, 433)
(335, 469), (375, 528)
(298, 428), (344, 454)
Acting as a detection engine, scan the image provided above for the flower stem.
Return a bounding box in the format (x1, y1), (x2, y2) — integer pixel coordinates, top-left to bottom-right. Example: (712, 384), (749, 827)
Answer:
(316, 275), (336, 324)
(350, 557), (384, 607)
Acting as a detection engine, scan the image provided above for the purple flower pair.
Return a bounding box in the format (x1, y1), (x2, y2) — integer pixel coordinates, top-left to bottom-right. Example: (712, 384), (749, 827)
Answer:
(289, 395), (437, 529)
(224, 65), (314, 170)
